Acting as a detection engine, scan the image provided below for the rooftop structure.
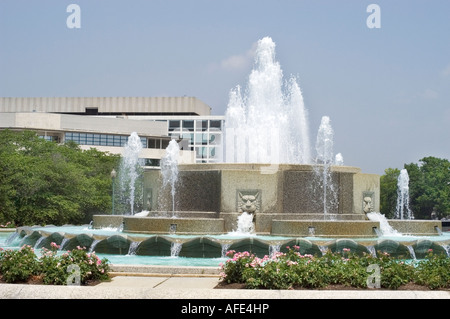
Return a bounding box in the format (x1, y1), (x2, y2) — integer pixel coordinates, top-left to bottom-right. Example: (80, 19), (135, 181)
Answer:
(0, 96), (212, 116)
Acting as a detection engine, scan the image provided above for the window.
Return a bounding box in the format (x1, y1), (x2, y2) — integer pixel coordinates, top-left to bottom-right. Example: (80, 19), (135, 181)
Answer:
(182, 120), (194, 131)
(144, 158), (160, 166)
(209, 120), (222, 130)
(64, 132), (146, 148)
(196, 120), (208, 131)
(85, 107), (98, 115)
(161, 139), (170, 149)
(148, 138), (160, 149)
(169, 120), (180, 132)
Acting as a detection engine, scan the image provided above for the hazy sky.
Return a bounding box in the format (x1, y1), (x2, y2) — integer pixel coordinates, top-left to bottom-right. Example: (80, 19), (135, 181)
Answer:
(1, 0), (449, 175)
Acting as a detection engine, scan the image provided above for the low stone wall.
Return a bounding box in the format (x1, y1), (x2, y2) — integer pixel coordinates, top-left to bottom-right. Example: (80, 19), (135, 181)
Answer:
(387, 220), (442, 236)
(271, 220), (380, 238)
(123, 216), (225, 235)
(92, 215), (124, 229)
(143, 164), (374, 217)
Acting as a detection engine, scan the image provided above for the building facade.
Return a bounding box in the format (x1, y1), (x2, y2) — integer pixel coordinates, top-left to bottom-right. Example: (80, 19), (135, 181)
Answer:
(0, 97), (224, 165)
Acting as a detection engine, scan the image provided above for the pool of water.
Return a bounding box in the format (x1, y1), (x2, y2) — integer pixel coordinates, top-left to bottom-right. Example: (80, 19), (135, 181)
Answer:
(0, 231), (226, 267)
(2, 226), (450, 267)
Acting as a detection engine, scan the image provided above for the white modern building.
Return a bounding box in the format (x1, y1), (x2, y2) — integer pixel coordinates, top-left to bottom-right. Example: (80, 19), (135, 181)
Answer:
(0, 97), (225, 165)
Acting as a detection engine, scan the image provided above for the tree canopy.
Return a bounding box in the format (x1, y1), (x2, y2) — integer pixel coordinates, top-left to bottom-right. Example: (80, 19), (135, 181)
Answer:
(0, 130), (120, 226)
(380, 156), (450, 219)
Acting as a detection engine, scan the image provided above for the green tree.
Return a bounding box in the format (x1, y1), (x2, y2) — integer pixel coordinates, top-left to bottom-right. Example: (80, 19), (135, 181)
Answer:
(405, 157), (450, 219)
(380, 156), (449, 220)
(380, 168), (400, 218)
(0, 130), (120, 226)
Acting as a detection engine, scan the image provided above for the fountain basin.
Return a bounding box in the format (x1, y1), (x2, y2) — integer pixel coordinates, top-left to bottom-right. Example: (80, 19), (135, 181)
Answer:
(92, 212), (443, 237)
(387, 220), (442, 236)
(272, 220), (380, 238)
(7, 225), (450, 261)
(123, 216), (225, 235)
(143, 163), (381, 233)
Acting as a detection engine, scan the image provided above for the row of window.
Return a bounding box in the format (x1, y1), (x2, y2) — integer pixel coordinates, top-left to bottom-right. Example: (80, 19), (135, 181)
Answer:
(168, 119), (222, 132)
(169, 132), (221, 146)
(195, 146), (220, 159)
(64, 132), (147, 148)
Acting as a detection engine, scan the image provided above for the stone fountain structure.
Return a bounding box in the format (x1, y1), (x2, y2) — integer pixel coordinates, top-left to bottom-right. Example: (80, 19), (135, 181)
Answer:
(93, 163), (440, 238)
(92, 37), (442, 239)
(7, 37), (447, 262)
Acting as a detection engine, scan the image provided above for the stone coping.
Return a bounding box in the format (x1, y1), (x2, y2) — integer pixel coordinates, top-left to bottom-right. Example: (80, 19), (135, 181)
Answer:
(175, 163), (362, 173)
(0, 228), (16, 233)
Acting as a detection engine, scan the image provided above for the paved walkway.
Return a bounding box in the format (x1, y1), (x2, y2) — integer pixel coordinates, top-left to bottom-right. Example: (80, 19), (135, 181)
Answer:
(0, 263), (448, 299)
(0, 274), (449, 299)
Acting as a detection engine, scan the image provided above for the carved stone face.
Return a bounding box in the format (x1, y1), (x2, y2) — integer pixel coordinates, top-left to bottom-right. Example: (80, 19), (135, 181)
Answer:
(363, 196), (373, 213)
(238, 192), (260, 214)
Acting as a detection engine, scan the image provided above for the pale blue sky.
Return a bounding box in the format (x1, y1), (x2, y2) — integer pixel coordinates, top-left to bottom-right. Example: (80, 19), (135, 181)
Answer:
(1, 0), (449, 175)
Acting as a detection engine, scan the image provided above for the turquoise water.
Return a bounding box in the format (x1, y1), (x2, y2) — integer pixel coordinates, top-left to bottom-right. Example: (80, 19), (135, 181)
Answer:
(0, 231), (225, 267)
(2, 226), (450, 268)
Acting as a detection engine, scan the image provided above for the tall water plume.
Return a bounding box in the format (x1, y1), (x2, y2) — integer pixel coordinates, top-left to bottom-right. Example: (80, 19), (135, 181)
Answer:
(314, 116), (338, 216)
(160, 139), (180, 215)
(395, 169), (414, 220)
(117, 132), (143, 215)
(224, 37), (311, 164)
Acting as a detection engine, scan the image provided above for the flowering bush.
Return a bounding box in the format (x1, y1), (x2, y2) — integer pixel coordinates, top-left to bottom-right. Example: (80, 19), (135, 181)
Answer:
(40, 244), (110, 285)
(0, 222), (15, 228)
(0, 245), (40, 283)
(0, 243), (110, 285)
(414, 250), (450, 290)
(220, 246), (449, 290)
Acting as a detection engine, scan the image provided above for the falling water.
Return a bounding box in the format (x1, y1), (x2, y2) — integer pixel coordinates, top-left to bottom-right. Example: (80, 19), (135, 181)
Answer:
(221, 243), (231, 258)
(89, 239), (100, 253)
(441, 244), (450, 257)
(224, 36), (311, 164)
(395, 169), (414, 220)
(118, 132), (143, 215)
(406, 245), (417, 260)
(314, 116), (337, 216)
(127, 241), (140, 256)
(160, 139), (180, 214)
(232, 212), (255, 235)
(170, 242), (183, 257)
(367, 212), (402, 236)
(269, 244), (281, 257)
(367, 245), (377, 258)
(59, 238), (70, 251)
(335, 153), (344, 166)
(5, 232), (19, 246)
(34, 236), (45, 249)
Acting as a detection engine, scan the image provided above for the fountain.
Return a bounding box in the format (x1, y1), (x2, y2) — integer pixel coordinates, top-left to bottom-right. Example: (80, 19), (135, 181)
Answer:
(2, 36), (447, 267)
(224, 37), (311, 165)
(314, 116), (338, 217)
(117, 132), (143, 215)
(92, 36), (441, 239)
(395, 168), (414, 220)
(160, 139), (180, 215)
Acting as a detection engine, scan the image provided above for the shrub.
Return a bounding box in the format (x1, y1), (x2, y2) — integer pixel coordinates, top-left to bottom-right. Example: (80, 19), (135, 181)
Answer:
(0, 243), (110, 285)
(220, 250), (254, 284)
(0, 245), (40, 283)
(219, 246), (446, 290)
(40, 244), (110, 285)
(414, 250), (450, 290)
